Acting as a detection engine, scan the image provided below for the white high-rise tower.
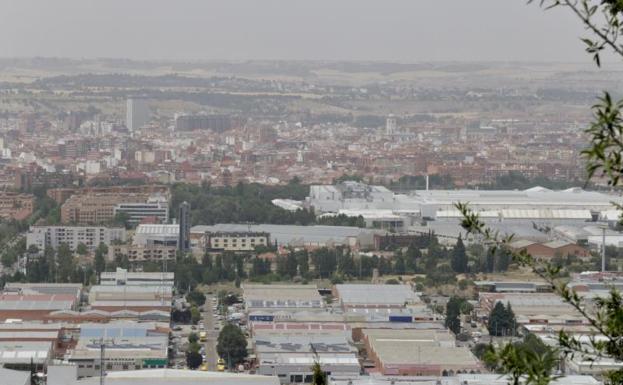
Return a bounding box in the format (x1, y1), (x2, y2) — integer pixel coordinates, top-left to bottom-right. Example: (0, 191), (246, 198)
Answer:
(386, 115), (397, 135)
(126, 97), (150, 131)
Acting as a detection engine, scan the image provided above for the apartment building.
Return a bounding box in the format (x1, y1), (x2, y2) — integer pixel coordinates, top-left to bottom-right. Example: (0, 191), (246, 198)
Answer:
(26, 226), (126, 254)
(0, 192), (34, 220)
(113, 195), (169, 225)
(61, 193), (151, 224)
(205, 231), (270, 251)
(108, 245), (176, 264)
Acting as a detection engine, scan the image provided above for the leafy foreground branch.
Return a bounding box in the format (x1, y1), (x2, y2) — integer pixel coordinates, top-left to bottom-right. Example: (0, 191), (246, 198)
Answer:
(457, 2), (623, 382)
(457, 202), (623, 385)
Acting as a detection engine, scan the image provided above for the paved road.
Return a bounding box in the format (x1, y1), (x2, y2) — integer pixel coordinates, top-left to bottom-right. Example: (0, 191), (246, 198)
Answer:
(203, 295), (219, 371)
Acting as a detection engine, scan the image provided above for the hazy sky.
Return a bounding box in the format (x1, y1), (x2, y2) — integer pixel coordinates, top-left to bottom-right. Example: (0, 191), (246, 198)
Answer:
(0, 0), (593, 62)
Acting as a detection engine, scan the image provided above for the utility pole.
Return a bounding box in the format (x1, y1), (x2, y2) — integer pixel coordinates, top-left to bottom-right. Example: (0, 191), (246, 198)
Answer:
(96, 337), (114, 385)
(602, 226), (607, 273)
(100, 339), (105, 385)
(161, 255), (167, 306)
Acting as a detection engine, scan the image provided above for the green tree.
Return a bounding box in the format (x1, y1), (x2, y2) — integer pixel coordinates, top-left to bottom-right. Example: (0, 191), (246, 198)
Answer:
(311, 359), (327, 385)
(337, 249), (356, 277)
(276, 255), (288, 277)
(405, 242), (422, 272)
(377, 256), (391, 275)
(56, 243), (74, 283)
(487, 302), (516, 337)
(190, 306), (201, 325)
(188, 332), (199, 344)
(496, 247), (511, 272)
(44, 247), (56, 282)
(394, 256), (406, 275)
(285, 250), (298, 278)
(1, 248), (18, 268)
(297, 250), (309, 276)
(27, 244), (39, 255)
(484, 336), (559, 385)
(113, 211), (131, 229)
(187, 289), (206, 307)
(202, 252), (213, 270)
(76, 242), (88, 256)
(472, 343), (491, 361)
(451, 235), (468, 273)
(445, 296), (465, 335)
(94, 243), (108, 274)
(186, 351), (202, 370)
(217, 323), (248, 368)
(235, 255), (246, 279)
(213, 254), (224, 281)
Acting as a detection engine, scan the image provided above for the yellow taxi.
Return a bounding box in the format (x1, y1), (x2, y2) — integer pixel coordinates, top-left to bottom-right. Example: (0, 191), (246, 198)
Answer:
(217, 358), (226, 372)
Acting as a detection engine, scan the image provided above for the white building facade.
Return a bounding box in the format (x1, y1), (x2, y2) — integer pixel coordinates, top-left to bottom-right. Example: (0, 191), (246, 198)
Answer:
(26, 226), (126, 254)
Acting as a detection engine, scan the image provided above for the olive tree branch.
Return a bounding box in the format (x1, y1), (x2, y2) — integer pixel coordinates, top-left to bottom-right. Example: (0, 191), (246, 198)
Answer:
(456, 202), (621, 360)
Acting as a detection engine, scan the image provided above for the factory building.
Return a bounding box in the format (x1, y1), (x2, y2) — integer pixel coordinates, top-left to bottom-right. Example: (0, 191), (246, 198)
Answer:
(306, 183), (623, 232)
(242, 284), (324, 312)
(65, 323), (168, 378)
(362, 329), (481, 376)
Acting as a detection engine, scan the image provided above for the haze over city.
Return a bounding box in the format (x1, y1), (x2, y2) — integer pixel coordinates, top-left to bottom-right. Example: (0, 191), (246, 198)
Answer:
(0, 0), (596, 62)
(0, 2), (623, 385)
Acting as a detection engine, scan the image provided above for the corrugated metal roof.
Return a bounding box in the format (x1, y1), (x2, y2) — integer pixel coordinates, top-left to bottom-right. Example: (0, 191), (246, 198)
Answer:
(135, 224), (179, 235)
(335, 284), (418, 306)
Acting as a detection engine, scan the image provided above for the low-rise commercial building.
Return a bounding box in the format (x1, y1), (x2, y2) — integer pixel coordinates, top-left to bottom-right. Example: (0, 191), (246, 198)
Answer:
(478, 292), (582, 325)
(474, 281), (553, 293)
(0, 341), (52, 371)
(191, 224), (374, 248)
(328, 374), (602, 385)
(258, 353), (361, 384)
(45, 309), (170, 324)
(254, 332), (359, 384)
(205, 231), (270, 251)
(243, 284), (324, 312)
(133, 224), (179, 247)
(48, 368), (280, 385)
(4, 283), (83, 298)
(0, 292), (78, 321)
(362, 329), (481, 376)
(0, 368), (29, 385)
(65, 322), (169, 378)
(66, 336), (168, 378)
(509, 239), (591, 261)
(88, 285), (172, 309)
(99, 268), (174, 287)
(334, 284), (419, 310)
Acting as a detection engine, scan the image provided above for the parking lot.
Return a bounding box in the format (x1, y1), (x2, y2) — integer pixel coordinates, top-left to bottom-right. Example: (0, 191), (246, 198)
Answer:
(169, 293), (223, 370)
